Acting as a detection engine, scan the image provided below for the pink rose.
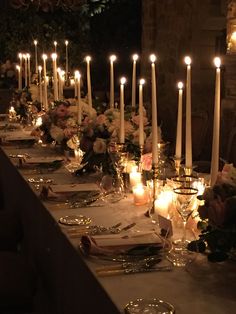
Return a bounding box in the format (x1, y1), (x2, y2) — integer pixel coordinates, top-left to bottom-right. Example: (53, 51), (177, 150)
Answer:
(141, 153), (152, 171)
(96, 114), (107, 125)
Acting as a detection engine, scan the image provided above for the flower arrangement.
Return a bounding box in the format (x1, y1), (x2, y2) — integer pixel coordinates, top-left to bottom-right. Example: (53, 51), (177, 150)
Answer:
(188, 164), (236, 262)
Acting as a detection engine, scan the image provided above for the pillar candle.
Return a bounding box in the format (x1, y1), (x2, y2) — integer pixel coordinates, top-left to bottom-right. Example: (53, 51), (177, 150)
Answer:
(26, 53), (31, 84)
(65, 40), (69, 81)
(54, 41), (57, 52)
(175, 82), (184, 159)
(24, 54), (27, 87)
(139, 78), (145, 147)
(34, 40), (38, 74)
(119, 77), (126, 143)
(85, 56), (92, 108)
(38, 66), (43, 107)
(132, 54), (138, 108)
(16, 65), (20, 90)
(130, 166), (142, 187)
(18, 53), (22, 90)
(184, 56), (192, 169)
(150, 54), (158, 165)
(210, 57), (221, 186)
(51, 53), (59, 101)
(42, 54), (48, 111)
(109, 55), (116, 108)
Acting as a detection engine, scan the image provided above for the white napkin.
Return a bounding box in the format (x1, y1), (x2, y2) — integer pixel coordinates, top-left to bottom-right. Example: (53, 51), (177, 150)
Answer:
(25, 157), (63, 164)
(51, 183), (100, 193)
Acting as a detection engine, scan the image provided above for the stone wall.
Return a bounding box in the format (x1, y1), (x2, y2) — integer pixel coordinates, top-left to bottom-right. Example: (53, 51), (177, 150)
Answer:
(141, 0), (229, 161)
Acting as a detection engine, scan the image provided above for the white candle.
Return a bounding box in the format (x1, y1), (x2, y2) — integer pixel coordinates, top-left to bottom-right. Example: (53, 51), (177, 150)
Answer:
(139, 78), (145, 147)
(132, 54), (138, 108)
(23, 54), (27, 87)
(42, 54), (48, 111)
(57, 68), (62, 99)
(109, 55), (116, 108)
(150, 54), (158, 165)
(154, 189), (173, 218)
(26, 53), (31, 84)
(34, 40), (38, 74)
(175, 82), (184, 159)
(133, 184), (149, 206)
(75, 71), (81, 124)
(16, 65), (20, 90)
(65, 40), (69, 81)
(119, 77), (126, 143)
(130, 166), (142, 187)
(54, 41), (57, 52)
(51, 53), (59, 101)
(85, 56), (92, 108)
(18, 53), (23, 90)
(38, 66), (43, 107)
(210, 57), (221, 186)
(74, 71), (78, 98)
(184, 56), (192, 169)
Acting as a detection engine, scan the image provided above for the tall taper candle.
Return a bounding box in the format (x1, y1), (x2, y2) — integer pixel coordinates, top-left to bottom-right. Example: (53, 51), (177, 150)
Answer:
(65, 40), (69, 82)
(139, 78), (145, 147)
(175, 82), (184, 159)
(23, 54), (27, 87)
(74, 70), (78, 98)
(184, 56), (192, 169)
(132, 54), (138, 109)
(51, 53), (59, 101)
(18, 53), (22, 90)
(85, 56), (92, 108)
(16, 65), (20, 90)
(42, 54), (48, 111)
(109, 55), (116, 108)
(26, 53), (31, 84)
(34, 40), (38, 74)
(38, 66), (43, 107)
(210, 57), (221, 186)
(120, 77), (126, 143)
(150, 54), (158, 165)
(75, 71), (81, 125)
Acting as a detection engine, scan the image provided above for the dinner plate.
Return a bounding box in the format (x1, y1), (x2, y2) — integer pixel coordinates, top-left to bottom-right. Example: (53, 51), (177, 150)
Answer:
(124, 298), (175, 314)
(59, 215), (91, 226)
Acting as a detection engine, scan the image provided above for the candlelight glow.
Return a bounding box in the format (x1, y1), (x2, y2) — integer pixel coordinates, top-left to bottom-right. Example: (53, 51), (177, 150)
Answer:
(110, 55), (117, 62)
(214, 57), (221, 68)
(74, 70), (81, 80)
(150, 54), (157, 63)
(120, 77), (126, 85)
(184, 56), (192, 65)
(16, 65), (20, 71)
(139, 78), (145, 85)
(177, 81), (184, 89)
(231, 31), (236, 42)
(38, 66), (42, 72)
(85, 56), (91, 62)
(51, 53), (57, 60)
(35, 116), (42, 127)
(65, 40), (69, 46)
(26, 53), (30, 59)
(18, 53), (22, 59)
(54, 41), (57, 46)
(34, 40), (38, 46)
(42, 54), (47, 60)
(132, 54), (139, 61)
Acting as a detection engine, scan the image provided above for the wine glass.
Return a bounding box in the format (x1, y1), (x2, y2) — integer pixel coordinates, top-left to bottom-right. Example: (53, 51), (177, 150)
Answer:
(99, 174), (124, 203)
(167, 187), (198, 267)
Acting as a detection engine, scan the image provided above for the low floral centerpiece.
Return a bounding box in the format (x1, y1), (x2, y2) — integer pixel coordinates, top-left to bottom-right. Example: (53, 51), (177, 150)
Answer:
(188, 164), (236, 262)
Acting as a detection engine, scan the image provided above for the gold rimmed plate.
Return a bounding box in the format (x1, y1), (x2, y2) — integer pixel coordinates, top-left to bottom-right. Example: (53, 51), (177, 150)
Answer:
(59, 215), (91, 226)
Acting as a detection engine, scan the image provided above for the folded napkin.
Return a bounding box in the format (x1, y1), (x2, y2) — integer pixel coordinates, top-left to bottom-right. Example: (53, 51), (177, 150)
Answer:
(50, 183), (99, 193)
(5, 135), (36, 141)
(80, 231), (163, 255)
(24, 157), (63, 164)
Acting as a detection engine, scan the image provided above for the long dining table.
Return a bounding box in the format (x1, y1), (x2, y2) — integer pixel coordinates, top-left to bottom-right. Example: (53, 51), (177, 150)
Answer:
(0, 138), (236, 314)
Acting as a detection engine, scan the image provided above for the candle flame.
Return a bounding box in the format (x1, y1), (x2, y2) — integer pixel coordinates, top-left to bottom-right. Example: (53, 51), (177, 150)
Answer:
(177, 81), (184, 89)
(85, 56), (91, 62)
(34, 40), (38, 45)
(150, 54), (157, 63)
(42, 54), (47, 60)
(26, 53), (30, 59)
(65, 40), (69, 46)
(184, 56), (192, 65)
(51, 53), (57, 60)
(132, 54), (139, 61)
(57, 67), (61, 73)
(120, 77), (126, 85)
(110, 55), (117, 62)
(139, 78), (145, 85)
(54, 41), (57, 46)
(38, 65), (42, 72)
(214, 57), (221, 68)
(16, 65), (20, 71)
(18, 53), (22, 59)
(74, 70), (81, 80)
(231, 31), (236, 41)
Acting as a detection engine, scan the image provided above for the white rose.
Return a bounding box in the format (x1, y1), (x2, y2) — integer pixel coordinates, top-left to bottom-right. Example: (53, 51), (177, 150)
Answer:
(50, 125), (64, 143)
(93, 138), (107, 154)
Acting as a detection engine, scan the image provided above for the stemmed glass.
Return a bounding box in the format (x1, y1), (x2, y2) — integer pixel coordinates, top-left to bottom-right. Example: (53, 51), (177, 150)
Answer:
(107, 142), (128, 196)
(167, 186), (198, 267)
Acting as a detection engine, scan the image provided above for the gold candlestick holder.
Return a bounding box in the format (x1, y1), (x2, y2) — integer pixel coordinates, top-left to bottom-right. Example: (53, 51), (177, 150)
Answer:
(173, 156), (182, 176)
(184, 166), (192, 176)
